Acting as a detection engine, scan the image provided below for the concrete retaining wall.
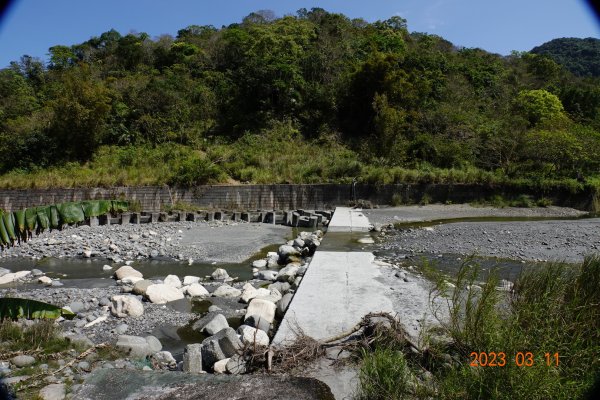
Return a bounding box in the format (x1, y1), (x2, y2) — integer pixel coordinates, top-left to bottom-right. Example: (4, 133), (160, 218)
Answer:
(0, 183), (595, 212)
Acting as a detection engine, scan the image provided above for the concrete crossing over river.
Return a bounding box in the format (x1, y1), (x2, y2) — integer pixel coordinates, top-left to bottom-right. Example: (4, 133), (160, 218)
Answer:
(274, 207), (390, 344)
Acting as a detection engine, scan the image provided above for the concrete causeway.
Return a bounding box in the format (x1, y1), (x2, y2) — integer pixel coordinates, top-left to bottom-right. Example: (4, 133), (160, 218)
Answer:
(274, 207), (383, 344)
(325, 206), (372, 232)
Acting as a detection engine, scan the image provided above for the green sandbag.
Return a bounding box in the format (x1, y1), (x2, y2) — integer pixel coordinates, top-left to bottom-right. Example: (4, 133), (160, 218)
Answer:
(36, 207), (50, 230)
(81, 200), (112, 218)
(2, 212), (16, 241)
(25, 208), (38, 231)
(0, 213), (10, 245)
(13, 210), (25, 235)
(57, 202), (85, 224)
(46, 205), (60, 229)
(111, 200), (129, 213)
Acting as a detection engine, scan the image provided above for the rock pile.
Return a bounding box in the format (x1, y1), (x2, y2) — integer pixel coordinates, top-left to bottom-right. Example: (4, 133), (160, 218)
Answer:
(180, 229), (323, 374)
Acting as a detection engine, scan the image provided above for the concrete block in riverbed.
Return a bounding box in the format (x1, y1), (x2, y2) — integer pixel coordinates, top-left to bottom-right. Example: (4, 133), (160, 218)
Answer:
(183, 344), (203, 374)
(308, 216), (318, 228)
(158, 212), (168, 222)
(205, 212), (215, 221)
(99, 214), (110, 225)
(131, 213), (140, 224)
(120, 213), (131, 225)
(149, 213), (159, 223)
(88, 216), (99, 227)
(232, 212), (241, 221)
(292, 212), (300, 227)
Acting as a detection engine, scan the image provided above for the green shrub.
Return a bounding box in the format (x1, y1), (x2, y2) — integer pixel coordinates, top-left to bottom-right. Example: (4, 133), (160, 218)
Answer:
(169, 157), (225, 187)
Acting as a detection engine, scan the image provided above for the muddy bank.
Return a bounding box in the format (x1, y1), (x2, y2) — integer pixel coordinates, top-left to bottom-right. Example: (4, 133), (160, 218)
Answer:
(371, 205), (599, 263)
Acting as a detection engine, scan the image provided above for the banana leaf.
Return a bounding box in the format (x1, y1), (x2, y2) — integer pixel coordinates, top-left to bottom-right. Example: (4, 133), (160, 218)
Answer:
(57, 202), (85, 224)
(47, 205), (60, 229)
(13, 210), (26, 235)
(81, 200), (112, 218)
(2, 212), (16, 241)
(111, 200), (129, 214)
(0, 213), (9, 245)
(25, 208), (38, 231)
(36, 207), (50, 230)
(0, 298), (75, 320)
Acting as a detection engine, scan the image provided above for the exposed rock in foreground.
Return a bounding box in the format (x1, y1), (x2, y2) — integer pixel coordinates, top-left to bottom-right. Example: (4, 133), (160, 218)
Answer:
(74, 368), (334, 400)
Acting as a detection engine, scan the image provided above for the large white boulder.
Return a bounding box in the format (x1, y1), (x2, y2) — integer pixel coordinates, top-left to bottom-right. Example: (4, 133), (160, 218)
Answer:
(114, 266), (143, 280)
(145, 284), (184, 304)
(163, 274), (182, 288)
(184, 283), (209, 297)
(110, 295), (144, 318)
(244, 298), (276, 332)
(0, 271), (31, 285)
(212, 284), (241, 298)
(237, 325), (270, 347)
(183, 275), (201, 285)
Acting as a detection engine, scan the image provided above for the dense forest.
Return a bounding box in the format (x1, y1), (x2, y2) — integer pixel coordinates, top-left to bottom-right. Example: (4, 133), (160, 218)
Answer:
(531, 37), (600, 77)
(1, 8), (600, 191)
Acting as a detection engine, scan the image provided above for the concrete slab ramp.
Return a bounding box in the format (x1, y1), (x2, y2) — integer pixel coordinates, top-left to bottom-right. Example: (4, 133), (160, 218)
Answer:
(273, 251), (395, 345)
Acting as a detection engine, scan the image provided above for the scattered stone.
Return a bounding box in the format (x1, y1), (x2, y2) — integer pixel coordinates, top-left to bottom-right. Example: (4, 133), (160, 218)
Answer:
(185, 283), (210, 297)
(113, 323), (129, 334)
(183, 275), (200, 285)
(121, 276), (144, 285)
(145, 336), (163, 354)
(151, 351), (176, 368)
(183, 344), (203, 374)
(145, 284), (185, 304)
(251, 259), (267, 269)
(163, 274), (182, 288)
(277, 245), (300, 263)
(31, 269), (43, 276)
(77, 361), (91, 372)
(38, 276), (53, 285)
(68, 301), (86, 314)
(114, 266), (143, 280)
(11, 355), (36, 368)
(244, 298), (276, 332)
(256, 270), (278, 281)
(226, 354), (247, 375)
(276, 264), (300, 283)
(276, 293), (293, 317)
(211, 268), (230, 281)
(212, 284), (241, 298)
(240, 284), (270, 303)
(212, 358), (229, 374)
(395, 271), (407, 280)
(201, 328), (243, 368)
(0, 270), (31, 285)
(0, 267), (10, 277)
(192, 312), (229, 335)
(110, 295), (144, 318)
(237, 325), (269, 347)
(38, 383), (66, 400)
(51, 280), (64, 287)
(115, 335), (161, 359)
(268, 281), (291, 294)
(132, 280), (153, 296)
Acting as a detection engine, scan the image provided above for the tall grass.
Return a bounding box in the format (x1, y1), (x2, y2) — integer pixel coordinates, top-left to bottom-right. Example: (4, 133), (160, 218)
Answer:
(357, 257), (600, 399)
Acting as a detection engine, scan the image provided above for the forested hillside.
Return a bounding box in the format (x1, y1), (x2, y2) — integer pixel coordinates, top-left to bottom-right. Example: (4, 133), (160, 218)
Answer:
(531, 37), (600, 77)
(1, 8), (600, 190)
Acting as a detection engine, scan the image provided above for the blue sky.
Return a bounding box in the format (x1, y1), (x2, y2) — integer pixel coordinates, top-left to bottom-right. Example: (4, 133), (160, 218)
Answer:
(0, 0), (598, 68)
